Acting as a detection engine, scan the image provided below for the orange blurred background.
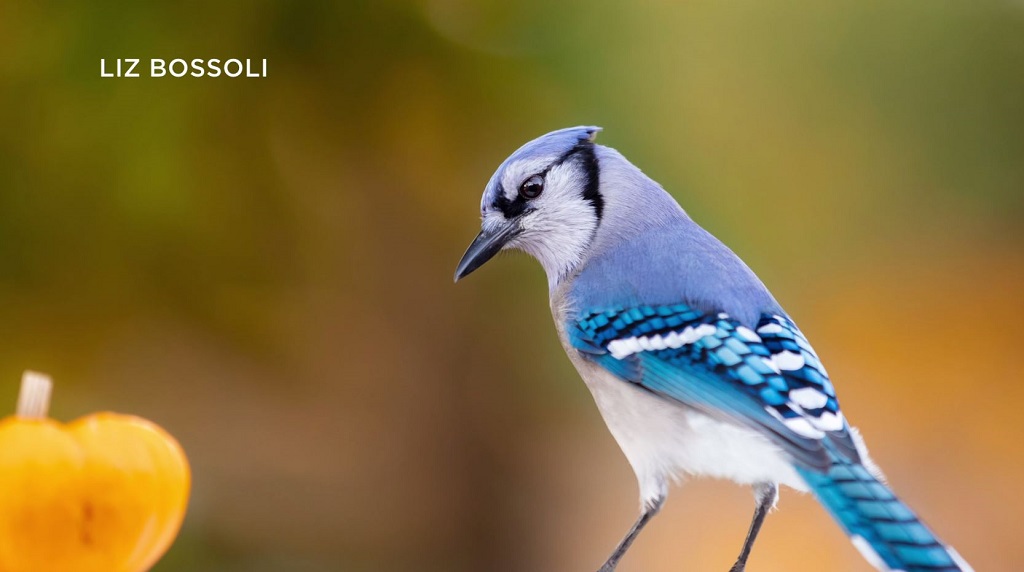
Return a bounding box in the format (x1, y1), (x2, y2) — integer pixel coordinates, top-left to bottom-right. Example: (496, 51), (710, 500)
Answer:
(1, 1), (1021, 570)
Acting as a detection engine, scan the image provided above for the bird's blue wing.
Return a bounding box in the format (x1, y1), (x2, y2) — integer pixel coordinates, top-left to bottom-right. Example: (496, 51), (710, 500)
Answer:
(569, 304), (858, 471)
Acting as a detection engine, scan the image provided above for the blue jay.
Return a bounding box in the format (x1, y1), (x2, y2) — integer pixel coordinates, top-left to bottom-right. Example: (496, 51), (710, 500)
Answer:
(454, 127), (973, 572)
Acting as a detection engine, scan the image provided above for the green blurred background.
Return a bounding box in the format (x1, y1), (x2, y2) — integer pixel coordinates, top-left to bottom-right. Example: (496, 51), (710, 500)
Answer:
(1, 1), (1022, 570)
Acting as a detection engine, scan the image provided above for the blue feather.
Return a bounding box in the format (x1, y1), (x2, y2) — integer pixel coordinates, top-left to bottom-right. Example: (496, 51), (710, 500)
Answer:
(799, 450), (966, 571)
(571, 303), (970, 571)
(571, 304), (855, 470)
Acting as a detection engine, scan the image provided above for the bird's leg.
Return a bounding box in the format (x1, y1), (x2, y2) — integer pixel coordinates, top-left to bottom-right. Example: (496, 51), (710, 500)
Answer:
(597, 495), (665, 572)
(729, 482), (779, 572)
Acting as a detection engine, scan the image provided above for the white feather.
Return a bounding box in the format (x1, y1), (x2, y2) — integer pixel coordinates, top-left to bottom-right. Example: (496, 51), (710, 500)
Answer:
(553, 309), (807, 508)
(788, 387), (829, 410)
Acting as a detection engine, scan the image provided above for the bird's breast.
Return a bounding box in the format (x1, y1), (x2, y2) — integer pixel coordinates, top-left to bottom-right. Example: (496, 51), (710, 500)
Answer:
(551, 304), (807, 500)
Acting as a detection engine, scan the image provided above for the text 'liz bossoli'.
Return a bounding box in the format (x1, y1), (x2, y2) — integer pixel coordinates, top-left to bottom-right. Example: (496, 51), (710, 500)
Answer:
(100, 59), (267, 78)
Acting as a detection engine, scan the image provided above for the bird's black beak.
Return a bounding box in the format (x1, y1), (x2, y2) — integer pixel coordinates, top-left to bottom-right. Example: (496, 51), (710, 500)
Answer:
(454, 220), (522, 282)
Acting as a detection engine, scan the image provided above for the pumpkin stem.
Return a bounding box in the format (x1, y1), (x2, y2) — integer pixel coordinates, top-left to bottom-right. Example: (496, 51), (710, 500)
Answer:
(17, 371), (53, 419)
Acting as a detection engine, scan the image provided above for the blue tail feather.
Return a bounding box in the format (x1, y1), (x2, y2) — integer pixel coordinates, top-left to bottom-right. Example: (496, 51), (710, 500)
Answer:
(798, 450), (971, 572)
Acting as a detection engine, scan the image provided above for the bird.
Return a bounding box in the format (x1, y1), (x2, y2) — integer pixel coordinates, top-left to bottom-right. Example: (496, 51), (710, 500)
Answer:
(453, 126), (973, 572)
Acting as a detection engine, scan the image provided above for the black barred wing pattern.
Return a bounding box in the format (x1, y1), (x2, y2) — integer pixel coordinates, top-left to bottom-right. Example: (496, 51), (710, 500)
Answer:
(570, 304), (859, 468)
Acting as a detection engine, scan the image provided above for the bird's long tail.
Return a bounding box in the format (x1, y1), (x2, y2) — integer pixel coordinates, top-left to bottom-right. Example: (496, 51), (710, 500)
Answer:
(796, 450), (972, 572)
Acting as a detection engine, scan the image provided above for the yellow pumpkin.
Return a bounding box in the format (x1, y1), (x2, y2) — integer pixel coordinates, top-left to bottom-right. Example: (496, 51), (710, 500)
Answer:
(0, 372), (190, 572)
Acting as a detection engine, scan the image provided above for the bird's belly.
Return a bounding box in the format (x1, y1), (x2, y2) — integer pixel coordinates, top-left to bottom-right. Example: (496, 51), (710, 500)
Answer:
(576, 361), (808, 501)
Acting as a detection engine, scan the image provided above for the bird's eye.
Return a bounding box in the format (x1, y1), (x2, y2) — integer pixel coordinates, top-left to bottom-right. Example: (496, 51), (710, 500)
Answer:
(519, 175), (544, 200)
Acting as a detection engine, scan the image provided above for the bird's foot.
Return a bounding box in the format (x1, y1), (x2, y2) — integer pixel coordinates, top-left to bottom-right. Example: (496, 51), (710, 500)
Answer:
(729, 560), (746, 572)
(597, 560), (618, 572)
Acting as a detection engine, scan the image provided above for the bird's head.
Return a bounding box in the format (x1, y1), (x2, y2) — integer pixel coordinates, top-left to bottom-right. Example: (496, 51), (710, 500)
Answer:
(454, 126), (605, 286)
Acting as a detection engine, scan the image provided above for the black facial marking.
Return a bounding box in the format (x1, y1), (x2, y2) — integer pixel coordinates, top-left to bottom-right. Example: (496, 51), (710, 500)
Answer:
(493, 184), (530, 218)
(551, 141), (603, 220)
(491, 139), (603, 220)
(575, 143), (603, 220)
